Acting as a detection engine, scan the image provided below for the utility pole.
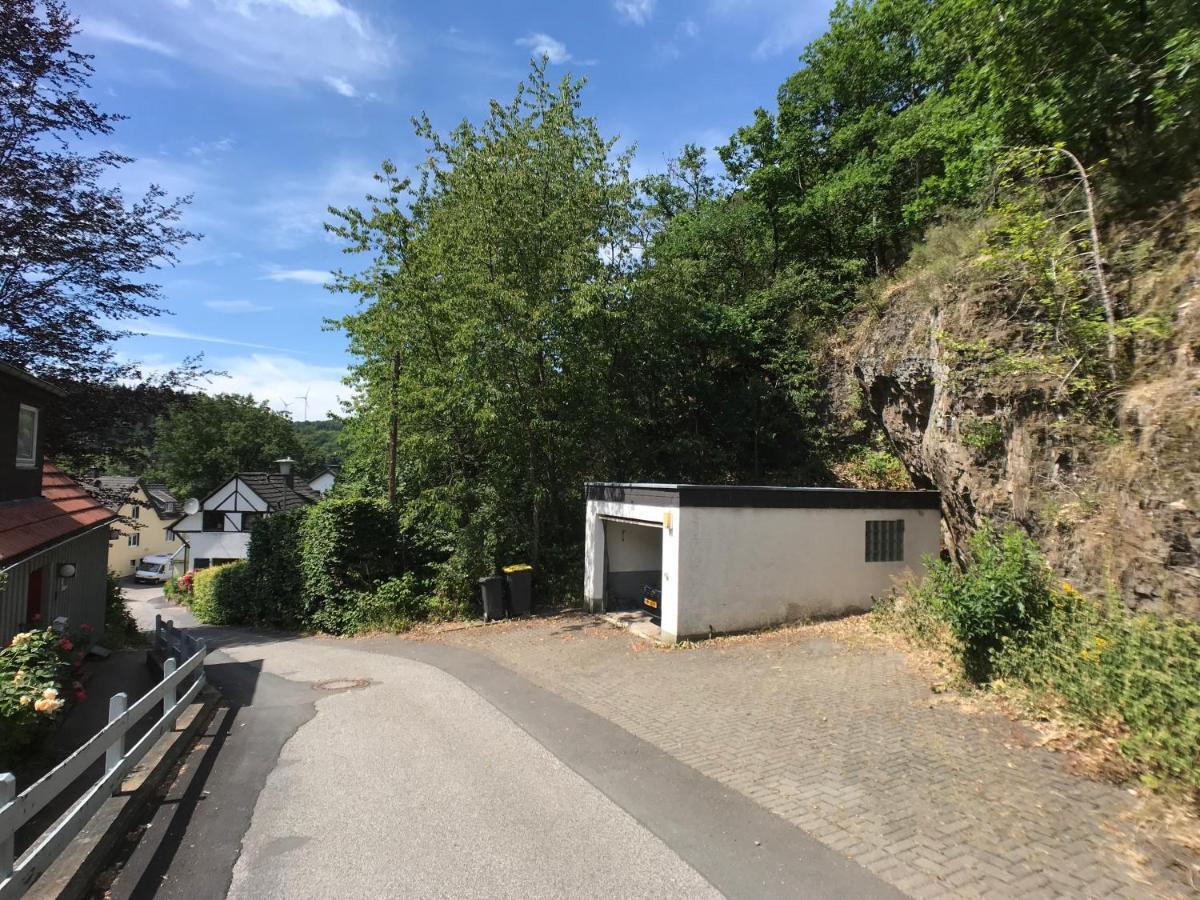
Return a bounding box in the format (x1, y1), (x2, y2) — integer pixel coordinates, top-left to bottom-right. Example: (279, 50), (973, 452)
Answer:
(387, 352), (400, 506)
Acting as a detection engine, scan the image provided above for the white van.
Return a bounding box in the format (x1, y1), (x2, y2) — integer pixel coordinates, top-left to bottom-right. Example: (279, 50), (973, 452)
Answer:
(134, 554), (174, 584)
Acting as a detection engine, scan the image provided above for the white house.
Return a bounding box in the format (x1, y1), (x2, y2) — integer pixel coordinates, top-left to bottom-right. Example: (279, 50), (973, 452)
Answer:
(583, 482), (942, 642)
(170, 460), (320, 571)
(308, 465), (340, 496)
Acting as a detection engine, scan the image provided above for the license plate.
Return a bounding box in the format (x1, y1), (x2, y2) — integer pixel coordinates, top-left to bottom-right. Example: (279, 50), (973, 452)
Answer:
(644, 598), (658, 609)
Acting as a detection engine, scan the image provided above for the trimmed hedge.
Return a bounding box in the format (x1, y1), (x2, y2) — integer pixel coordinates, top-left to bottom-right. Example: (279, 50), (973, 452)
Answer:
(190, 562), (250, 625)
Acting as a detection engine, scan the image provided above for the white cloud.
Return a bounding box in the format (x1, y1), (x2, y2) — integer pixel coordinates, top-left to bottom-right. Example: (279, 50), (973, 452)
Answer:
(206, 353), (348, 418)
(515, 32), (571, 64)
(613, 0), (655, 25)
(250, 158), (381, 248)
(81, 1), (398, 91)
(323, 75), (358, 97)
(679, 18), (700, 38)
(657, 18), (701, 60)
(80, 18), (177, 56)
(187, 137), (235, 160)
(264, 268), (331, 285)
(128, 321), (300, 353)
(204, 299), (273, 313)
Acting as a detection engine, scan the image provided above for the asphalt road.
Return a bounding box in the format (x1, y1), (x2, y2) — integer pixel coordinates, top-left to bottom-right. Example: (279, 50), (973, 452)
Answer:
(110, 584), (900, 900)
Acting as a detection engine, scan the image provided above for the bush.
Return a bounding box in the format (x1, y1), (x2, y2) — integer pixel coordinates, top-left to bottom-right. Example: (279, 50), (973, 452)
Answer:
(190, 562), (251, 625)
(0, 626), (90, 767)
(299, 499), (404, 634)
(884, 523), (1200, 792)
(355, 574), (433, 631)
(914, 524), (1051, 681)
(240, 509), (307, 627)
(995, 585), (1200, 791)
(104, 572), (142, 648)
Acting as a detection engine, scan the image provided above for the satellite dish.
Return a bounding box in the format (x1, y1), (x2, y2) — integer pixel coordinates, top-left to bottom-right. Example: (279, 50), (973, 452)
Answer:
(183, 497), (200, 516)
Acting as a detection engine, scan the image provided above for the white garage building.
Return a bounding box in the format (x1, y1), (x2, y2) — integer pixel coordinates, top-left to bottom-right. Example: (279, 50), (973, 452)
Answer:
(584, 483), (941, 642)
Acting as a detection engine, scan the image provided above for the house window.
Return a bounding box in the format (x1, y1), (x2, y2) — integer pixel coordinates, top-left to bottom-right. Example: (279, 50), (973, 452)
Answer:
(16, 404), (38, 468)
(241, 512), (262, 531)
(165, 528), (175, 543)
(194, 558), (211, 569)
(130, 503), (140, 520)
(128, 532), (140, 548)
(202, 511), (225, 532)
(865, 519), (904, 562)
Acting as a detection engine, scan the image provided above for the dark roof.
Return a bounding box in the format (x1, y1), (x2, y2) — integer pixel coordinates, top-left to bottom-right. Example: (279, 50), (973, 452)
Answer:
(237, 473), (321, 512)
(585, 482), (942, 511)
(0, 362), (66, 398)
(82, 476), (178, 519)
(0, 464), (117, 566)
(141, 482), (179, 517)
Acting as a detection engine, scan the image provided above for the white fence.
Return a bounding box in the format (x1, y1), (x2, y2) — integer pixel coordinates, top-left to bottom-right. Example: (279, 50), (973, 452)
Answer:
(0, 618), (206, 899)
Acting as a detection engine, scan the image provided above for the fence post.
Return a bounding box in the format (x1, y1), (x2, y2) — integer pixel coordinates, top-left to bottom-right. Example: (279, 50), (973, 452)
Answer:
(105, 693), (128, 785)
(0, 772), (14, 879)
(162, 657), (177, 719)
(154, 614), (162, 656)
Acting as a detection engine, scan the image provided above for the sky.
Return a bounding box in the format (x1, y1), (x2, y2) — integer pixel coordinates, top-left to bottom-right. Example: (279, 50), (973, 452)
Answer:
(78, 0), (837, 419)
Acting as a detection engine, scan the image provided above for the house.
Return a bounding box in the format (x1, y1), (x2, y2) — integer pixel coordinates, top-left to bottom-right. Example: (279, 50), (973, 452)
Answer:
(85, 475), (183, 576)
(583, 482), (942, 642)
(0, 364), (117, 644)
(170, 459), (320, 570)
(308, 465), (340, 496)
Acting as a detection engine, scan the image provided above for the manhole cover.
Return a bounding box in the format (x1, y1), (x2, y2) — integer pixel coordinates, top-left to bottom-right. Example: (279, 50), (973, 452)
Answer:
(312, 678), (371, 692)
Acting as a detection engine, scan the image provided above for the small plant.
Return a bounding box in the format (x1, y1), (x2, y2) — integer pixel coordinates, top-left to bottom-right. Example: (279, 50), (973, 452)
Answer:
(104, 573), (143, 648)
(832, 444), (912, 490)
(960, 416), (1004, 456)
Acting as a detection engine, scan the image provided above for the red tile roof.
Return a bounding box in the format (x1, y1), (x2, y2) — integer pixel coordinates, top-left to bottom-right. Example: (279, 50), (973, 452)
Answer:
(0, 463), (117, 566)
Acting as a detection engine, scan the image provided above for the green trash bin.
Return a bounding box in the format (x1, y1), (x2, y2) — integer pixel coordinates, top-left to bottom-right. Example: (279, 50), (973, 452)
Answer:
(479, 575), (505, 621)
(503, 564), (533, 617)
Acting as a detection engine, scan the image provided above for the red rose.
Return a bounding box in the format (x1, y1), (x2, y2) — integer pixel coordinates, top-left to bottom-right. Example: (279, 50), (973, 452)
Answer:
(59, 638), (74, 652)
(80, 623), (93, 633)
(74, 688), (87, 702)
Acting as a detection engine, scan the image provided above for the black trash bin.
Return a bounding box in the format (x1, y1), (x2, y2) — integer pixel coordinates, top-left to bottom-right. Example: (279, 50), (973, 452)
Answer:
(479, 575), (506, 621)
(503, 564), (533, 617)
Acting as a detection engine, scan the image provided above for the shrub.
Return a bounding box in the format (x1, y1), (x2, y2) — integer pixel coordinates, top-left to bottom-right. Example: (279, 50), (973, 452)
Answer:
(915, 524), (1052, 681)
(355, 574), (432, 631)
(240, 509), (307, 627)
(190, 562), (251, 625)
(0, 626), (89, 767)
(299, 499), (404, 635)
(104, 572), (142, 648)
(995, 585), (1200, 790)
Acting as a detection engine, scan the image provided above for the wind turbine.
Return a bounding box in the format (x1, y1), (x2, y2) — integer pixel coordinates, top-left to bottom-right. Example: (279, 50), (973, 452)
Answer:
(279, 398), (292, 418)
(296, 387), (310, 422)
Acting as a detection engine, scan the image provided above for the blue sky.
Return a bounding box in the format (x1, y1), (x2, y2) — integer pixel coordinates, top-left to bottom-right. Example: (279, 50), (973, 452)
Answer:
(78, 0), (836, 418)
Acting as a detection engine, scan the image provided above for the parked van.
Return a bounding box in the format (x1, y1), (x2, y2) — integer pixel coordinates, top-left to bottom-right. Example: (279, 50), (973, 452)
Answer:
(134, 554), (174, 584)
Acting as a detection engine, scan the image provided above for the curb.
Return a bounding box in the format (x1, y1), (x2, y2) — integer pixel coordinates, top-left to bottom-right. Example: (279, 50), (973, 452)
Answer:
(26, 686), (221, 900)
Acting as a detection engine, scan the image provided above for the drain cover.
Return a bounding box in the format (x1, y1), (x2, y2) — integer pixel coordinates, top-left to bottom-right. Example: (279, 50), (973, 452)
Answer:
(312, 678), (371, 692)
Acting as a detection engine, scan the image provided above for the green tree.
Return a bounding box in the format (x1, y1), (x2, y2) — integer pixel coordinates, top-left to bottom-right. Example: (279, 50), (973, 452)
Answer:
(150, 393), (307, 500)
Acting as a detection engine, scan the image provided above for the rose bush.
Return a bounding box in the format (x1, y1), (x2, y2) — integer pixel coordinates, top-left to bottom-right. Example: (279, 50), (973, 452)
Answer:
(1, 625), (91, 767)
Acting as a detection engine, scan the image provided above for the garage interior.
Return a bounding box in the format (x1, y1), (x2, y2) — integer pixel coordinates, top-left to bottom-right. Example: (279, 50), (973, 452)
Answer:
(600, 517), (663, 620)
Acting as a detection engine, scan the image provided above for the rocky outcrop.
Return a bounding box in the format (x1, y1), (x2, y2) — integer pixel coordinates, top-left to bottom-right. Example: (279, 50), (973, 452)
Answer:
(845, 224), (1200, 619)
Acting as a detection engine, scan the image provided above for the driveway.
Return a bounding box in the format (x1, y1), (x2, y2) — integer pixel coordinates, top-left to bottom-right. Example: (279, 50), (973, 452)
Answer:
(107, 589), (901, 899)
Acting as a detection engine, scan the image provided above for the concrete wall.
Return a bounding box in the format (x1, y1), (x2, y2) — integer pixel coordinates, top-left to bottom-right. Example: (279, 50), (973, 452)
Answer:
(183, 530), (251, 567)
(0, 527), (111, 644)
(672, 506), (940, 640)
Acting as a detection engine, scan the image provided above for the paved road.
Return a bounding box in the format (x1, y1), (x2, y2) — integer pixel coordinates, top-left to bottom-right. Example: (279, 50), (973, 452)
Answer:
(110, 586), (900, 899)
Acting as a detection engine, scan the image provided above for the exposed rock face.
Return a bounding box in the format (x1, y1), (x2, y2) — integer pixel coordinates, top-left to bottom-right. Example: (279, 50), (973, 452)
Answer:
(847, 233), (1200, 619)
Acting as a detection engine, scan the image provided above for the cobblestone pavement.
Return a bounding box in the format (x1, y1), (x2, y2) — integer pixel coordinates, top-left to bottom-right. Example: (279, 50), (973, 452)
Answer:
(428, 613), (1199, 899)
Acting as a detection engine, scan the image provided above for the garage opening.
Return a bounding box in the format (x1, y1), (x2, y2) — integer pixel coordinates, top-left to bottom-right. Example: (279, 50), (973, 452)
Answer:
(601, 517), (662, 616)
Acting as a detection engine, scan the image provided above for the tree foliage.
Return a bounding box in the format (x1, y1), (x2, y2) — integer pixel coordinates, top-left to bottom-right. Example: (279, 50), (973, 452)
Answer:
(0, 0), (195, 380)
(149, 393), (308, 500)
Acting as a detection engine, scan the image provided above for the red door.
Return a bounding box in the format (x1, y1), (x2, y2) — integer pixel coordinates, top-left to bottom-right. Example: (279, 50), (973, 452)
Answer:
(26, 567), (44, 625)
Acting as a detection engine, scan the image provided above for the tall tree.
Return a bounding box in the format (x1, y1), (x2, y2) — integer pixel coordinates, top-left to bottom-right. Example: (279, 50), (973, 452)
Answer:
(149, 394), (307, 500)
(0, 0), (195, 379)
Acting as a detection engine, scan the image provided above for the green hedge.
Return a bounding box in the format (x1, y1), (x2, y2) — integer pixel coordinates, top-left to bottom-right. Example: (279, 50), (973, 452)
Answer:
(300, 498), (404, 634)
(190, 562), (250, 625)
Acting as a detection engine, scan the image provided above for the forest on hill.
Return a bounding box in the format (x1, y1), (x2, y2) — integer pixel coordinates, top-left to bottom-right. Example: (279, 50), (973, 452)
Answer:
(330, 0), (1200, 603)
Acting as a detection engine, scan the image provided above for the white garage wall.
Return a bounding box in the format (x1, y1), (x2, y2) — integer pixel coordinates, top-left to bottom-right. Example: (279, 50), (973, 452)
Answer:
(672, 506), (940, 640)
(584, 500), (677, 622)
(186, 530), (251, 565)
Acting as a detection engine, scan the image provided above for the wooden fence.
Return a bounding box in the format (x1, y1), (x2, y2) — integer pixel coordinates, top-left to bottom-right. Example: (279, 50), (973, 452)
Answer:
(0, 618), (206, 898)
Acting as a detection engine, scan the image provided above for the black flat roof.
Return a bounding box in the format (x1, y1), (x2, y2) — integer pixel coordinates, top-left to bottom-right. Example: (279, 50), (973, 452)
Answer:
(585, 482), (941, 511)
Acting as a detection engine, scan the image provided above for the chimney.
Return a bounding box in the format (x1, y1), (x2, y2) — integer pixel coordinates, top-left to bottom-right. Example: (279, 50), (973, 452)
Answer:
(274, 457), (296, 488)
